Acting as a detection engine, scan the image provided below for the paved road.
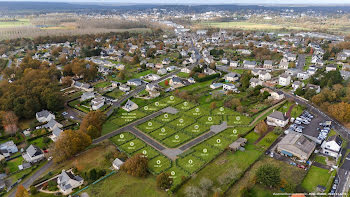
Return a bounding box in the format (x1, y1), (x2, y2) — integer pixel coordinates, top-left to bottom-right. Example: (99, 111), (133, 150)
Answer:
(129, 127), (166, 151)
(297, 54), (305, 70)
(179, 131), (215, 151)
(105, 70), (180, 117)
(8, 161), (53, 197)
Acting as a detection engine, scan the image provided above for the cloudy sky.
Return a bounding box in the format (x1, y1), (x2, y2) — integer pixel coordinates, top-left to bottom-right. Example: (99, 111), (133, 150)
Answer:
(0, 0), (349, 4)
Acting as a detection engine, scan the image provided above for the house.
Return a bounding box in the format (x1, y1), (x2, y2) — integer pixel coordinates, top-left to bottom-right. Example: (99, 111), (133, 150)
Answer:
(57, 170), (84, 195)
(292, 81), (304, 91)
(340, 70), (350, 80)
(223, 84), (238, 92)
(264, 60), (273, 69)
(157, 68), (167, 75)
(249, 78), (262, 88)
(36, 110), (55, 123)
(224, 72), (240, 82)
(181, 67), (191, 73)
(279, 61), (289, 69)
(326, 65), (337, 72)
(258, 71), (271, 81)
(0, 141), (18, 156)
(243, 60), (256, 69)
(342, 64), (350, 71)
(51, 126), (63, 142)
(122, 99), (138, 112)
(267, 111), (289, 127)
(18, 162), (31, 171)
(112, 158), (124, 170)
(221, 58), (229, 65)
(169, 77), (185, 87)
(279, 74), (291, 86)
(91, 96), (105, 110)
(286, 53), (297, 62)
(80, 92), (95, 102)
(142, 74), (160, 81)
(204, 68), (216, 75)
(127, 79), (142, 86)
(321, 135), (342, 158)
(229, 138), (247, 152)
(305, 84), (321, 94)
(23, 145), (45, 163)
(166, 66), (178, 72)
(230, 61), (239, 67)
(43, 119), (63, 131)
(337, 53), (348, 61)
(297, 72), (310, 80)
(276, 133), (316, 161)
(73, 81), (93, 92)
(188, 77), (195, 84)
(119, 84), (130, 92)
(210, 83), (223, 89)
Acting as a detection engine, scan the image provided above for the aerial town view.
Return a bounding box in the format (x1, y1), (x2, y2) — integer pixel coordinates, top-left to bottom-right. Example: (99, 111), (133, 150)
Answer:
(0, 0), (350, 196)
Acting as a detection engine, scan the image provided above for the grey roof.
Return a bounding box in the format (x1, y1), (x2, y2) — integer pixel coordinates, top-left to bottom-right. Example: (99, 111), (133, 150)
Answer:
(58, 170), (83, 189)
(264, 60), (273, 65)
(26, 145), (43, 157)
(44, 119), (60, 129)
(52, 127), (63, 137)
(113, 158), (124, 167)
(36, 110), (51, 118)
(268, 111), (287, 121)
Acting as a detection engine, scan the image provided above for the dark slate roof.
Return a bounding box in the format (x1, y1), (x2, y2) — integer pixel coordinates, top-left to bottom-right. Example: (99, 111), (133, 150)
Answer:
(268, 111), (287, 121)
(328, 135), (342, 146)
(36, 110), (51, 118)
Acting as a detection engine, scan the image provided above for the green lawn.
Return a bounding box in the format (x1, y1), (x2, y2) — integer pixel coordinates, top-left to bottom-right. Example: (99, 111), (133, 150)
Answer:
(301, 166), (332, 192)
(174, 101), (197, 111)
(105, 90), (125, 99)
(110, 132), (136, 146)
(7, 157), (24, 173)
(183, 123), (210, 137)
(177, 155), (206, 174)
(137, 121), (163, 133)
(162, 132), (192, 148)
(168, 115), (196, 130)
(85, 171), (167, 197)
(150, 126), (178, 141)
(119, 138), (146, 155)
(94, 81), (112, 88)
(148, 155), (172, 174)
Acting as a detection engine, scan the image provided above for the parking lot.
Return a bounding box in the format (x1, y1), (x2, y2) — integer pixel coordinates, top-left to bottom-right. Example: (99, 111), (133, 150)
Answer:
(287, 110), (331, 144)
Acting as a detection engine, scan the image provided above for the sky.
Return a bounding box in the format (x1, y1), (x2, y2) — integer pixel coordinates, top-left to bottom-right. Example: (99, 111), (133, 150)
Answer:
(0, 0), (350, 5)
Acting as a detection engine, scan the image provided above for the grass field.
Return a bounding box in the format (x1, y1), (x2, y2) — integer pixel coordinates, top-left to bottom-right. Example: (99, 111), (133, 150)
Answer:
(148, 155), (172, 174)
(94, 81), (112, 88)
(0, 19), (31, 28)
(301, 166), (332, 192)
(85, 171), (167, 197)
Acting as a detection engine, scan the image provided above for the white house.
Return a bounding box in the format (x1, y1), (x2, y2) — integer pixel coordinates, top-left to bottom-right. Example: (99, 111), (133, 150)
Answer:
(36, 110), (55, 123)
(258, 71), (271, 81)
(297, 72), (310, 80)
(306, 84), (321, 94)
(57, 170), (84, 195)
(80, 92), (95, 102)
(127, 79), (142, 86)
(91, 96), (105, 110)
(243, 60), (256, 69)
(321, 135), (342, 158)
(112, 158), (124, 170)
(223, 84), (238, 92)
(264, 60), (273, 69)
(292, 81), (304, 91)
(119, 84), (130, 92)
(157, 68), (167, 75)
(266, 111), (289, 127)
(0, 141), (18, 157)
(279, 74), (291, 86)
(230, 61), (239, 67)
(23, 145), (45, 163)
(43, 119), (63, 131)
(181, 67), (191, 73)
(279, 61), (289, 70)
(122, 100), (138, 112)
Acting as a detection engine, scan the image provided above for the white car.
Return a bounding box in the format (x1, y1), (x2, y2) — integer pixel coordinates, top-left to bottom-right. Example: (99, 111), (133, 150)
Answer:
(62, 111), (68, 116)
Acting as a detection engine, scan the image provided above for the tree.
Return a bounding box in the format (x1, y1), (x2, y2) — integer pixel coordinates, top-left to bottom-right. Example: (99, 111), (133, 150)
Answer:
(80, 111), (106, 139)
(199, 177), (213, 190)
(51, 130), (92, 163)
(328, 102), (350, 123)
(164, 80), (169, 86)
(156, 172), (172, 190)
(16, 185), (29, 197)
(294, 87), (305, 96)
(121, 154), (148, 177)
(255, 120), (268, 136)
(256, 164), (281, 188)
(210, 102), (217, 109)
(1, 111), (19, 136)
